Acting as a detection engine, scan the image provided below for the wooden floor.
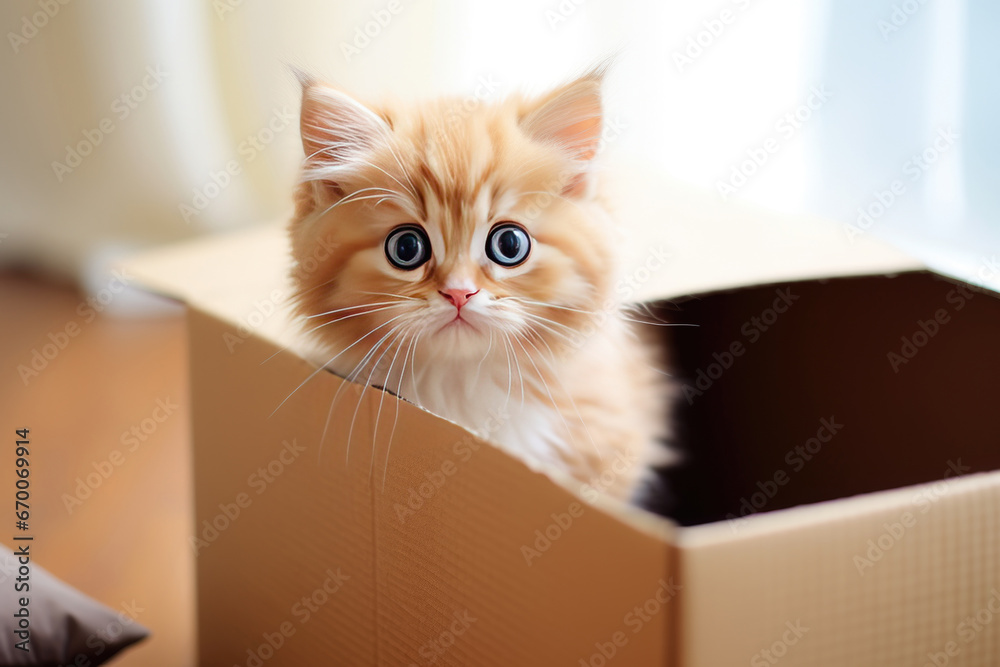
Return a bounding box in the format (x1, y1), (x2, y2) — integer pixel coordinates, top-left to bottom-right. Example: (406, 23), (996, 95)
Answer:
(0, 272), (195, 666)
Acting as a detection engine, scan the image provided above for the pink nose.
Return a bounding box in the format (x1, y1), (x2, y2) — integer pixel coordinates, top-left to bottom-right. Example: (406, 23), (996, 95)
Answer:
(439, 288), (480, 310)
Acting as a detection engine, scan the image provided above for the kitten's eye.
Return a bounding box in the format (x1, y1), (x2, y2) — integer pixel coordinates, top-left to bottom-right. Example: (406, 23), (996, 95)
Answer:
(486, 223), (531, 267)
(385, 225), (431, 270)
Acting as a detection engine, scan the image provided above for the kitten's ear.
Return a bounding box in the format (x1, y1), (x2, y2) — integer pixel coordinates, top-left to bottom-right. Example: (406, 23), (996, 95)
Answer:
(520, 69), (604, 197)
(297, 72), (390, 196)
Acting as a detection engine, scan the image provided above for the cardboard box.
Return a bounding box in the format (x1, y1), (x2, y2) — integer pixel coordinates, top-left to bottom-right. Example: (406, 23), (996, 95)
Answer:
(127, 175), (1000, 666)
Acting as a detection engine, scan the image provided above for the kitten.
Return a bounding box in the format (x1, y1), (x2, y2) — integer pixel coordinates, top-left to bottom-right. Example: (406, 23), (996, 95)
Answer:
(287, 67), (672, 502)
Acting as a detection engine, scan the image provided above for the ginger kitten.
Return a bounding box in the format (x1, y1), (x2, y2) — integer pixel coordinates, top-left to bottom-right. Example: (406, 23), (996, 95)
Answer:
(288, 68), (672, 502)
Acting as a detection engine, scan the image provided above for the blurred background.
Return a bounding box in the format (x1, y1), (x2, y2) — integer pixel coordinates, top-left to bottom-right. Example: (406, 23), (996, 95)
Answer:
(0, 1), (997, 665)
(1, 0), (998, 290)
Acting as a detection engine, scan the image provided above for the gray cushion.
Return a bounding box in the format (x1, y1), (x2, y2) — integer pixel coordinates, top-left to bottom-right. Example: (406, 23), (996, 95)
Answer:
(0, 543), (149, 666)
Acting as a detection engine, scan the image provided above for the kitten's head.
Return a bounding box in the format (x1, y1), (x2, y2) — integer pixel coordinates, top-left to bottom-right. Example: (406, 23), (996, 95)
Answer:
(288, 69), (619, 372)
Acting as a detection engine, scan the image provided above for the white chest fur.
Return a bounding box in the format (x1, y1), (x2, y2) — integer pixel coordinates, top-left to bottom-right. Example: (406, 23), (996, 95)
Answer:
(355, 351), (569, 472)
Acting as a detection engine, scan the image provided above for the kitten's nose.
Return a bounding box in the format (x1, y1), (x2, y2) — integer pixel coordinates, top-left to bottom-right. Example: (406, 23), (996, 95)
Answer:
(439, 288), (480, 310)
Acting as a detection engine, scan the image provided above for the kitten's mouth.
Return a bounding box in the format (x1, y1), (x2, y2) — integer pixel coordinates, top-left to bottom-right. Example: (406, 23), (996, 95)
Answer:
(440, 313), (478, 333)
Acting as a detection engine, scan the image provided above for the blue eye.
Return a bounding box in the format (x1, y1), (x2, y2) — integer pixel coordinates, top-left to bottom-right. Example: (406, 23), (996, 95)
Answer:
(486, 223), (531, 267)
(385, 226), (430, 270)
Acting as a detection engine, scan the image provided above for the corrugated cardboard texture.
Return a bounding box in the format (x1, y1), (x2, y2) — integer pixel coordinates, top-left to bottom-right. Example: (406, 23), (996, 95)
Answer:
(189, 308), (378, 665)
(190, 307), (676, 665)
(679, 473), (1000, 666)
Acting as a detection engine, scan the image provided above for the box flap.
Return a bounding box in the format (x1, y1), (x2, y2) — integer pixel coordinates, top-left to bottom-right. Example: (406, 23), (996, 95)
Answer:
(604, 162), (925, 302)
(122, 222), (301, 353)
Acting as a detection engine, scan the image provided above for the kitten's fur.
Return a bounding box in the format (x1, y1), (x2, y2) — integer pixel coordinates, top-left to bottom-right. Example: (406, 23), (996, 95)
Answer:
(288, 68), (671, 502)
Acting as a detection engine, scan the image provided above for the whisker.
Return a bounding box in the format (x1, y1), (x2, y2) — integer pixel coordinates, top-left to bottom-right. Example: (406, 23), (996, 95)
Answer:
(505, 295), (698, 328)
(520, 333), (601, 459)
(271, 312), (408, 418)
(302, 304), (408, 336)
(472, 328), (494, 387)
(300, 186), (403, 222)
(509, 334), (578, 453)
(507, 331), (526, 410)
(617, 317), (699, 328)
(408, 332), (424, 406)
(370, 329), (408, 479)
(260, 301), (406, 367)
(361, 161), (419, 203)
(500, 296), (595, 316)
(329, 192), (402, 210)
(339, 318), (410, 463)
(520, 318), (577, 356)
(381, 331), (417, 490)
(499, 331), (514, 410)
(303, 301), (408, 320)
(347, 328), (402, 475)
(356, 291), (421, 302)
(383, 144), (421, 202)
(291, 274), (338, 298)
(520, 312), (579, 343)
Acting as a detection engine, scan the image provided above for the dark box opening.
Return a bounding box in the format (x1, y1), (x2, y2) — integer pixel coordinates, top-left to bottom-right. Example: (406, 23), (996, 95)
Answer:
(646, 271), (1000, 527)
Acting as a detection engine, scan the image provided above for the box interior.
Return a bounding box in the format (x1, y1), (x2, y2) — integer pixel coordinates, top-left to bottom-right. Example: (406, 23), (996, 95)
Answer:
(645, 270), (1000, 526)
